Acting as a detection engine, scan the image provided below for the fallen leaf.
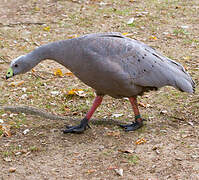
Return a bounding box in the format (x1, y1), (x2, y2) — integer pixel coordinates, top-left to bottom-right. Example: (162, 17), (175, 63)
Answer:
(138, 102), (151, 108)
(65, 72), (74, 76)
(34, 7), (40, 11)
(149, 36), (157, 40)
(23, 129), (30, 135)
(114, 168), (123, 176)
(9, 167), (16, 173)
(3, 157), (12, 162)
(107, 166), (118, 170)
(15, 152), (22, 156)
(67, 34), (79, 39)
(43, 26), (50, 32)
(75, 90), (87, 97)
(51, 91), (60, 96)
(67, 89), (82, 95)
(122, 32), (129, 36)
(183, 56), (191, 61)
(127, 17), (135, 25)
(111, 113), (123, 118)
(20, 94), (28, 99)
(54, 68), (63, 77)
(152, 146), (160, 155)
(8, 81), (24, 87)
(2, 125), (11, 137)
(86, 169), (96, 174)
(188, 121), (194, 126)
(67, 89), (86, 97)
(135, 11), (148, 17)
(160, 110), (167, 114)
(135, 138), (146, 145)
(107, 131), (120, 137)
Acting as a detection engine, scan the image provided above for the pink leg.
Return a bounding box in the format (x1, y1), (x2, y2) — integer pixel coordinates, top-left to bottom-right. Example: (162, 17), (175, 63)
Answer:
(129, 97), (142, 122)
(63, 95), (103, 133)
(86, 96), (103, 120)
(119, 97), (144, 131)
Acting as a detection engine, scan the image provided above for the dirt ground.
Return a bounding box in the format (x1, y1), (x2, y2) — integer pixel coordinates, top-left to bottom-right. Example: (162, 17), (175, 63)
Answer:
(0, 0), (199, 179)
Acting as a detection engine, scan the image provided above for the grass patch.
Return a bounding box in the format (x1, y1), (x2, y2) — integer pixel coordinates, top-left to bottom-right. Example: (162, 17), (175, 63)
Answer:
(2, 151), (12, 157)
(124, 154), (140, 165)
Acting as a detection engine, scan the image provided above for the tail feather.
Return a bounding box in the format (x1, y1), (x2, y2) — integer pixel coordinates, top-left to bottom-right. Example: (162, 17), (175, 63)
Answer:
(173, 69), (195, 93)
(165, 57), (195, 93)
(175, 77), (195, 93)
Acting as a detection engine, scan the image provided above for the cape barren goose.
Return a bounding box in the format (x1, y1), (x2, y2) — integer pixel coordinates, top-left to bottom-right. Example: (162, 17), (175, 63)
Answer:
(6, 33), (195, 133)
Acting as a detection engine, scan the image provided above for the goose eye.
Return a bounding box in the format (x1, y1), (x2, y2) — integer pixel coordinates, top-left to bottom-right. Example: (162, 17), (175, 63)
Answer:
(14, 64), (18, 67)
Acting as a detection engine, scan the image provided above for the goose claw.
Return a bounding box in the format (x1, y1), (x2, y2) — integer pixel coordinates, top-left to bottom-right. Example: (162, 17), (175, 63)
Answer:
(120, 119), (145, 132)
(63, 118), (90, 134)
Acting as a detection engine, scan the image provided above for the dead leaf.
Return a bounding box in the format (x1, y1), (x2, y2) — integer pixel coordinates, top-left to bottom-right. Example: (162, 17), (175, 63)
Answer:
(135, 138), (146, 145)
(152, 146), (160, 155)
(160, 110), (168, 114)
(86, 169), (96, 174)
(34, 7), (40, 11)
(3, 157), (12, 162)
(67, 34), (79, 39)
(9, 167), (16, 173)
(23, 129), (30, 135)
(183, 56), (191, 61)
(127, 17), (134, 24)
(114, 168), (123, 176)
(111, 113), (123, 118)
(75, 90), (87, 97)
(43, 26), (50, 32)
(8, 81), (24, 87)
(65, 72), (74, 76)
(107, 166), (118, 170)
(138, 102), (149, 108)
(122, 32), (129, 36)
(1, 125), (11, 137)
(54, 68), (63, 77)
(107, 131), (120, 137)
(135, 11), (148, 17)
(67, 89), (86, 97)
(149, 36), (157, 40)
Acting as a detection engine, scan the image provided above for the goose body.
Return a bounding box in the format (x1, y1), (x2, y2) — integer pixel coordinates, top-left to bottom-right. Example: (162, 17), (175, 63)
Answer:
(6, 32), (195, 133)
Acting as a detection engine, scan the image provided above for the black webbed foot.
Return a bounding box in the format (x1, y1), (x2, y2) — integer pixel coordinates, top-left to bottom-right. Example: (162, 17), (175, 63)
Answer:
(63, 118), (91, 134)
(119, 119), (145, 132)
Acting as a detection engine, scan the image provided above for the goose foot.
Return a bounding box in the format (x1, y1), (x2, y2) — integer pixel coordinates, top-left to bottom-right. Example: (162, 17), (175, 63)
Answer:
(119, 119), (145, 132)
(63, 118), (91, 133)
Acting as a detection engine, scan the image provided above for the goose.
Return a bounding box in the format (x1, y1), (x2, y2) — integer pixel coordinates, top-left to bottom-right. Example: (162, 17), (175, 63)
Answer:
(6, 32), (195, 133)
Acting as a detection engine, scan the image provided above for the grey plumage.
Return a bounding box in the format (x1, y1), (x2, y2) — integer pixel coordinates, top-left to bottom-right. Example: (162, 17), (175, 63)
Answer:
(7, 32), (195, 98)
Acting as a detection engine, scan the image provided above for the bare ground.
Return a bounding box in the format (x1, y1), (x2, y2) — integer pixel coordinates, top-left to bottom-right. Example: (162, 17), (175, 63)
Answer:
(0, 0), (199, 179)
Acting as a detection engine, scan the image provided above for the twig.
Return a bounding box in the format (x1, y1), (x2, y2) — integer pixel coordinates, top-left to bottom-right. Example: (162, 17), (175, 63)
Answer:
(31, 72), (47, 80)
(0, 57), (10, 64)
(33, 70), (55, 76)
(169, 116), (185, 122)
(0, 105), (124, 126)
(0, 22), (45, 27)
